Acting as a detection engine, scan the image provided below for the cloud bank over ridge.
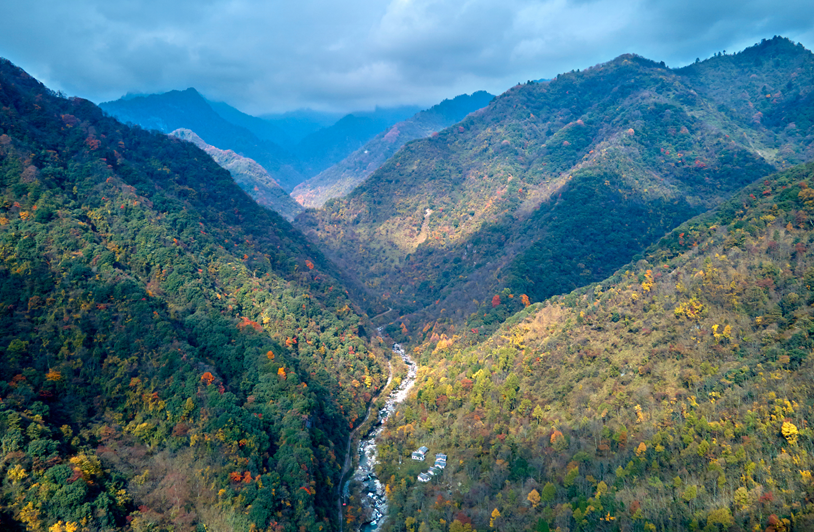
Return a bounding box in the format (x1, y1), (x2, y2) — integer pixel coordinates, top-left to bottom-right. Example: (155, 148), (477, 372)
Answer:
(1, 0), (812, 113)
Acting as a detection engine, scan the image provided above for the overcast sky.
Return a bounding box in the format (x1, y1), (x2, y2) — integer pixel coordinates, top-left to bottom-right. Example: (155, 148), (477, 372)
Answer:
(1, 0), (813, 115)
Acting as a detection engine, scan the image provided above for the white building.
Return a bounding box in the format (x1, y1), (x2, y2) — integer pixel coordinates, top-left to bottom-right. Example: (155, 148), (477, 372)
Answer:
(411, 446), (429, 461)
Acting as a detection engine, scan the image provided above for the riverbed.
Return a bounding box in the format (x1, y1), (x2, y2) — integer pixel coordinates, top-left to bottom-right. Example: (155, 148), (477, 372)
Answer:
(343, 341), (417, 531)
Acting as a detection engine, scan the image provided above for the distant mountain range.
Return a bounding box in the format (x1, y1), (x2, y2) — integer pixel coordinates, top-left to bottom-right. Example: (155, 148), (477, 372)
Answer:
(292, 91), (494, 208)
(258, 108), (345, 144)
(206, 99), (295, 147)
(100, 88), (306, 190)
(101, 90), (422, 192)
(100, 89), (491, 219)
(291, 105), (422, 177)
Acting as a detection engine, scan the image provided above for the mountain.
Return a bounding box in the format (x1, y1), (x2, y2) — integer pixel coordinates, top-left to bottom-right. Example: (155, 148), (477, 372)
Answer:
(260, 109), (345, 145)
(295, 37), (814, 343)
(0, 58), (387, 531)
(292, 105), (423, 177)
(292, 91), (494, 209)
(101, 91), (427, 187)
(100, 88), (305, 190)
(170, 128), (303, 220)
(207, 99), (293, 147)
(8, 35), (814, 532)
(367, 161), (814, 531)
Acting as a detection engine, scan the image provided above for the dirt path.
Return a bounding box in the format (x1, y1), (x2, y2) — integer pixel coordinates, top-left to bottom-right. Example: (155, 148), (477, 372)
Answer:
(416, 208), (433, 245)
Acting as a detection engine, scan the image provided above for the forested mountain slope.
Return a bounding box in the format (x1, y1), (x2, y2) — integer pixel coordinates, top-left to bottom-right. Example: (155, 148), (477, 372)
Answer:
(0, 59), (387, 532)
(292, 91), (494, 209)
(295, 37), (814, 343)
(170, 128), (303, 220)
(100, 89), (306, 191)
(368, 162), (814, 532)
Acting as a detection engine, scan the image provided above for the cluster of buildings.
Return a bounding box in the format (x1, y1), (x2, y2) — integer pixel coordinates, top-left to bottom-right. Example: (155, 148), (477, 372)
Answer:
(412, 446), (447, 482)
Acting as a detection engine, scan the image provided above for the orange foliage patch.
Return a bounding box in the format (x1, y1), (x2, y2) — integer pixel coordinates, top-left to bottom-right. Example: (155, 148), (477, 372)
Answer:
(237, 316), (262, 332)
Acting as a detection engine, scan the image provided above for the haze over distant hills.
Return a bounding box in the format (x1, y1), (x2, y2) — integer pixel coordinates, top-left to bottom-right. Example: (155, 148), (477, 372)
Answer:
(100, 88), (306, 190)
(206, 99), (295, 147)
(258, 109), (345, 144)
(292, 91), (494, 208)
(101, 90), (421, 192)
(292, 105), (422, 177)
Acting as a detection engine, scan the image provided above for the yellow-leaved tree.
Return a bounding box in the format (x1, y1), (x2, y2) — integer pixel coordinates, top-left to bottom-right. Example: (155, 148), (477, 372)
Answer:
(490, 508), (501, 528)
(782, 421), (799, 445)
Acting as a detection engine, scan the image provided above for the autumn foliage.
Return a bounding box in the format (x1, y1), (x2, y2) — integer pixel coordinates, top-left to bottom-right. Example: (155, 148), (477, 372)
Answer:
(237, 316), (262, 332)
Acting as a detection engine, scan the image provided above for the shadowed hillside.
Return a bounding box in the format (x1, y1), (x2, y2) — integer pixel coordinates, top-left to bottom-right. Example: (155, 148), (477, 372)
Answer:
(296, 37), (814, 344)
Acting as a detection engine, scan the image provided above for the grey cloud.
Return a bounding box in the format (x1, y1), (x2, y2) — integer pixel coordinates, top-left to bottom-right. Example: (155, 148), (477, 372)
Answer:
(0, 0), (811, 114)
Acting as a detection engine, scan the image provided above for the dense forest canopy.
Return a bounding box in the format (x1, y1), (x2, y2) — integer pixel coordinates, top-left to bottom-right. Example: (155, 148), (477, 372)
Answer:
(370, 162), (814, 532)
(0, 57), (389, 532)
(295, 37), (814, 346)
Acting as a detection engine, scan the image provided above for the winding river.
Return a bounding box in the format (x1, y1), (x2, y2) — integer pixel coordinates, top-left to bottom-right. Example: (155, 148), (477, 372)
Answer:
(341, 341), (417, 531)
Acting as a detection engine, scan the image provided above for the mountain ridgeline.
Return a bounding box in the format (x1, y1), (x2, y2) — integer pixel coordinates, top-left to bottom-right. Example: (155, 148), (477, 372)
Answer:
(291, 105), (423, 178)
(0, 58), (389, 531)
(101, 91), (422, 194)
(100, 88), (306, 191)
(169, 128), (303, 220)
(292, 91), (494, 209)
(295, 37), (814, 345)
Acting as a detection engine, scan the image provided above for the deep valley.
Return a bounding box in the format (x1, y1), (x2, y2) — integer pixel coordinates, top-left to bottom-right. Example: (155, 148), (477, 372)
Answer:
(2, 36), (814, 532)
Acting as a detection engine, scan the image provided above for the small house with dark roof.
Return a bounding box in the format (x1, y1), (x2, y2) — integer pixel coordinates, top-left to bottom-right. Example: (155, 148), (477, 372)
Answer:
(411, 446), (429, 461)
